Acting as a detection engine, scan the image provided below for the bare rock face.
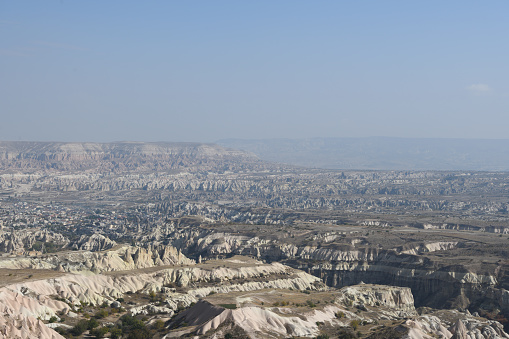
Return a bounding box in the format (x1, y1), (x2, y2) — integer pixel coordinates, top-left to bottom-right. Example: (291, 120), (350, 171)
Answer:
(0, 312), (64, 339)
(0, 229), (69, 254)
(0, 289), (67, 339)
(131, 245), (189, 269)
(0, 244), (194, 273)
(73, 233), (116, 251)
(449, 319), (468, 339)
(173, 300), (324, 338)
(188, 271), (325, 298)
(132, 247), (154, 269)
(399, 241), (458, 255)
(338, 284), (417, 318)
(195, 233), (250, 255)
(405, 314), (509, 339)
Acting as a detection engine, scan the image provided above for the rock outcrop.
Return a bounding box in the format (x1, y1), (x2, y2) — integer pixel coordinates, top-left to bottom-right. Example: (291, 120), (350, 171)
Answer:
(0, 229), (69, 254)
(0, 244), (194, 273)
(73, 233), (116, 251)
(338, 284), (417, 317)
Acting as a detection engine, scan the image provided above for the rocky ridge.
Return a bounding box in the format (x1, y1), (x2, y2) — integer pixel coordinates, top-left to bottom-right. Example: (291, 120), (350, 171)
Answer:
(151, 228), (509, 324)
(0, 256), (326, 338)
(0, 244), (193, 273)
(0, 141), (263, 173)
(168, 283), (509, 339)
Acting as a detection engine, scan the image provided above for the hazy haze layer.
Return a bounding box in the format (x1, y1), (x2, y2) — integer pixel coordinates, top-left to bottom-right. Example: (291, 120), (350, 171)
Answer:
(218, 137), (509, 171)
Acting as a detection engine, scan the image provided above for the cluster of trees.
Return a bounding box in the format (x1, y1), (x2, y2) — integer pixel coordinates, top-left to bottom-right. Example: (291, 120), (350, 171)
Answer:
(55, 313), (166, 339)
(31, 241), (61, 253)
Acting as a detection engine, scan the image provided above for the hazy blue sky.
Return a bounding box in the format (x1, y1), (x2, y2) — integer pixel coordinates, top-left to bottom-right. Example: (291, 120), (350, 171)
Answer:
(1, 1), (508, 142)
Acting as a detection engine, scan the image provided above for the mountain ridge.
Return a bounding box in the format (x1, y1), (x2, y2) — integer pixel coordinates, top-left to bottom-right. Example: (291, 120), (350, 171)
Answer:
(0, 141), (263, 173)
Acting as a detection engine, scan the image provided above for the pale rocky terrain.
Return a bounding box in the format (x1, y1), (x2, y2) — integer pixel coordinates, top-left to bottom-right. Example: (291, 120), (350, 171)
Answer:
(1, 141), (509, 338)
(167, 283), (509, 339)
(0, 255), (328, 338)
(0, 244), (192, 273)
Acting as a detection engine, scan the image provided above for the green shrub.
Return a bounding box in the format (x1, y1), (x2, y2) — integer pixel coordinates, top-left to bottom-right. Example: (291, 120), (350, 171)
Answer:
(70, 319), (89, 336)
(149, 291), (157, 302)
(88, 317), (100, 329)
(54, 327), (67, 336)
(94, 309), (109, 319)
(335, 311), (345, 318)
(127, 328), (150, 339)
(120, 314), (146, 333)
(152, 319), (165, 331)
(336, 328), (358, 339)
(90, 326), (109, 339)
(110, 328), (122, 339)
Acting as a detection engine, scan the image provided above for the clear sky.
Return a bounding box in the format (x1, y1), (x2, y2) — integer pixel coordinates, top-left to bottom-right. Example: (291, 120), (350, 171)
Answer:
(1, 1), (508, 142)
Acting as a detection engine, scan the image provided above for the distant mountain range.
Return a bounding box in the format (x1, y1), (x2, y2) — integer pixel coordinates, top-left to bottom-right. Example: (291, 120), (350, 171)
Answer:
(218, 137), (509, 171)
(0, 141), (263, 173)
(3, 139), (509, 172)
